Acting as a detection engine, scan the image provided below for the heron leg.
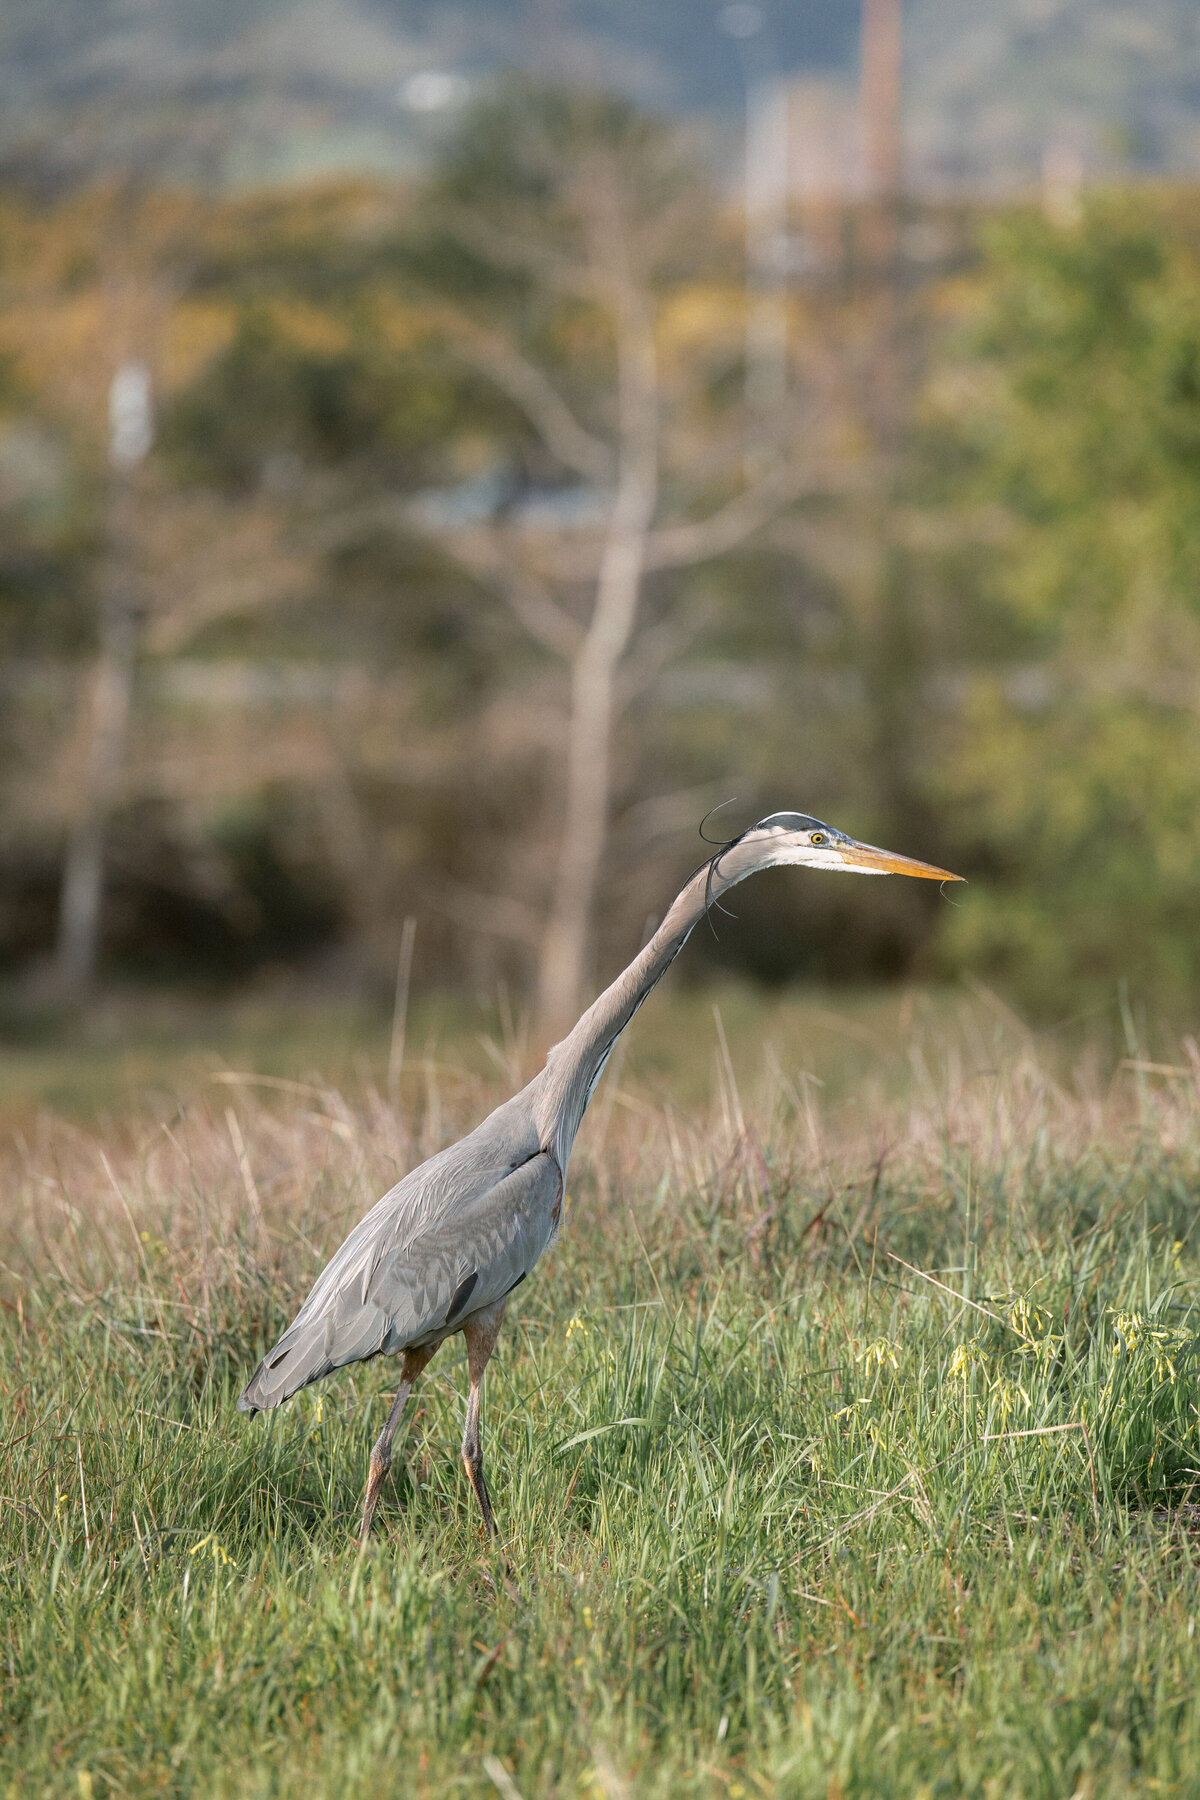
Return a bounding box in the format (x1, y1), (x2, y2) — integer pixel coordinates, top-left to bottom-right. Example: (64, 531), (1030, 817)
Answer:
(461, 1300), (507, 1537)
(359, 1343), (435, 1546)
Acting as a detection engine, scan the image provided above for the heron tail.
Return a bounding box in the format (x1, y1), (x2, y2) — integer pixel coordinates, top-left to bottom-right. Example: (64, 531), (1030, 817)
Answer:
(238, 1299), (387, 1413)
(238, 1313), (337, 1413)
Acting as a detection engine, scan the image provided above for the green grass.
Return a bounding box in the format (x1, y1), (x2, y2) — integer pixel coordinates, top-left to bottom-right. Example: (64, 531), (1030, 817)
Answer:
(2, 998), (1199, 1797)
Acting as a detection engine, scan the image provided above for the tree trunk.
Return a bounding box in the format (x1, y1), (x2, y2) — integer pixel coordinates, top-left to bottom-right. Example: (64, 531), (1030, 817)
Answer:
(536, 282), (658, 1040)
(55, 484), (140, 998)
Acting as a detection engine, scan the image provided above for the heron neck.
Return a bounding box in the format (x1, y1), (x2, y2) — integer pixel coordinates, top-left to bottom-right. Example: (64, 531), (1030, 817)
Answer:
(533, 839), (762, 1162)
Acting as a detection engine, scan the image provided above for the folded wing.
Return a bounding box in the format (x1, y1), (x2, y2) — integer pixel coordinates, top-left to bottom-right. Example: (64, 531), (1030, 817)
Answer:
(238, 1149), (561, 1413)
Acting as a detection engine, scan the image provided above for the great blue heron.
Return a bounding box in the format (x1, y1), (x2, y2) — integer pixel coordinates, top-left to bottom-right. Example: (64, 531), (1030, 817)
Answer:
(240, 813), (961, 1545)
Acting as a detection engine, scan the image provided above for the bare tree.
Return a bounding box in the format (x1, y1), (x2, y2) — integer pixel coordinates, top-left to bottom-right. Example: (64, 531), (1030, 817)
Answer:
(36, 179), (317, 997)
(397, 89), (833, 1038)
(51, 204), (169, 999)
(56, 427), (145, 995)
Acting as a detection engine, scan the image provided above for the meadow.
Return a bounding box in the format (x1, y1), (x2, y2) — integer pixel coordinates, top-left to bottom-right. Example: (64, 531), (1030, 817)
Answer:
(2, 985), (1199, 1798)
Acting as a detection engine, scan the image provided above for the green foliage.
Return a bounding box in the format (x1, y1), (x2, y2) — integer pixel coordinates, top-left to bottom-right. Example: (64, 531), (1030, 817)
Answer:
(160, 309), (470, 494)
(933, 196), (1200, 1004)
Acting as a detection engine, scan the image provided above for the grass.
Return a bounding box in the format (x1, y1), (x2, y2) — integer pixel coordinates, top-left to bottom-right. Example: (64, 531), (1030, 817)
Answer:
(0, 975), (1116, 1125)
(1, 986), (1199, 1797)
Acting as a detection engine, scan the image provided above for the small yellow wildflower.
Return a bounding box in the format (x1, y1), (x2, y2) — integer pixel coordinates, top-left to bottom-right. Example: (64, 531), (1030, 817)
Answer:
(1021, 1330), (1064, 1372)
(950, 1339), (985, 1381)
(1009, 1297), (1051, 1341)
(565, 1315), (588, 1341)
(1110, 1312), (1191, 1384)
(988, 1374), (1030, 1424)
(833, 1399), (871, 1422)
(857, 1338), (899, 1374)
(189, 1533), (231, 1567)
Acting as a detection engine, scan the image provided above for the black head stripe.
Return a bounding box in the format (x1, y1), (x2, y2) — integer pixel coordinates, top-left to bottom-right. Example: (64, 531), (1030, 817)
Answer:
(755, 812), (828, 834)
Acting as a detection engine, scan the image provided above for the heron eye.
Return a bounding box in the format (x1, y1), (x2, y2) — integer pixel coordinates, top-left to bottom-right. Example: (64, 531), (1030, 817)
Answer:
(809, 832), (826, 846)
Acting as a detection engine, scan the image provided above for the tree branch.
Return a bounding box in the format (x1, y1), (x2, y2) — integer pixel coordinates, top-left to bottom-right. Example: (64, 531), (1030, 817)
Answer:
(616, 598), (717, 701)
(440, 206), (594, 300)
(504, 462), (862, 586)
(407, 517), (584, 661)
(432, 304), (613, 486)
(642, 465), (819, 571)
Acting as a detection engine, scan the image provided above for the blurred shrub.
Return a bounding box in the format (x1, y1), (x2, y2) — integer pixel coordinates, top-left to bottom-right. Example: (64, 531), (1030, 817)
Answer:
(931, 195), (1200, 1008)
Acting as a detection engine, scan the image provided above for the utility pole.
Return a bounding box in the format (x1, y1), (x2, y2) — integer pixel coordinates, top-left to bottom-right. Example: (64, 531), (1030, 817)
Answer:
(55, 361), (153, 997)
(862, 0), (902, 198)
(861, 0), (902, 268)
(718, 4), (791, 469)
(857, 0), (930, 864)
(859, 0), (904, 440)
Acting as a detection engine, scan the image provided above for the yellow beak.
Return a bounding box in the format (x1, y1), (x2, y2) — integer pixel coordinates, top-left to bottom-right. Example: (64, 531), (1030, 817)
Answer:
(840, 843), (965, 881)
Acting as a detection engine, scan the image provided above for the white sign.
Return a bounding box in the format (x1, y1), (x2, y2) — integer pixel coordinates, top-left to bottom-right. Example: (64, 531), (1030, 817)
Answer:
(109, 361), (154, 469)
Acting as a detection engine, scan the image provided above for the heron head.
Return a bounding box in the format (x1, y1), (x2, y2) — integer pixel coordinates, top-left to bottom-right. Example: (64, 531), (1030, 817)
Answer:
(739, 812), (964, 882)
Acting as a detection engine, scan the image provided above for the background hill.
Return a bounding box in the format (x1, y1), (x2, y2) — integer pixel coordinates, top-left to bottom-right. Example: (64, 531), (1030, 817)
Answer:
(3, 0), (1199, 191)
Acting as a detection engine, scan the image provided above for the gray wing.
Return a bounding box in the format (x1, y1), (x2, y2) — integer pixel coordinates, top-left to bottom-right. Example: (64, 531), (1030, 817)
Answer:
(238, 1146), (561, 1413)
